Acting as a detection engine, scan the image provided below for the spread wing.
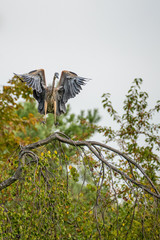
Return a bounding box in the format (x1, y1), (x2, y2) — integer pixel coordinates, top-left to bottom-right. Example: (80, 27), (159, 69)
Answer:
(14, 69), (46, 114)
(57, 70), (89, 104)
(14, 69), (46, 93)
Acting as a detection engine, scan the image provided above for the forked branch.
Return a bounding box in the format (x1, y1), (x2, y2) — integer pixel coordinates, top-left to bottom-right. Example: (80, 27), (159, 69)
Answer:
(0, 132), (160, 199)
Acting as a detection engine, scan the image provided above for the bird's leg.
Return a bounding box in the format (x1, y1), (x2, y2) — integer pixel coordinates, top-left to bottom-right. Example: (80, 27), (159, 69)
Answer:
(52, 73), (59, 126)
(44, 100), (47, 123)
(41, 100), (47, 125)
(54, 100), (57, 125)
(52, 73), (57, 126)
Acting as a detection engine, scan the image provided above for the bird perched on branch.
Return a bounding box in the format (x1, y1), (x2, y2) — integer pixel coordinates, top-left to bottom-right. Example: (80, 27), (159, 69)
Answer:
(14, 69), (90, 125)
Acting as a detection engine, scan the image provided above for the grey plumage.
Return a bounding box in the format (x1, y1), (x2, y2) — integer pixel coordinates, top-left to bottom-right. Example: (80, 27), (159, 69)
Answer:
(14, 69), (89, 122)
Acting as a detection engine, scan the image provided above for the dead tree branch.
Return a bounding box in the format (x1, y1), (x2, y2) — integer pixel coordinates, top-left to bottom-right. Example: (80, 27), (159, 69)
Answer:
(0, 132), (160, 199)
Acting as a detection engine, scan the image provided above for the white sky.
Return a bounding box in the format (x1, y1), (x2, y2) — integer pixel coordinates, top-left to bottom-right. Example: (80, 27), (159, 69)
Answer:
(0, 0), (160, 133)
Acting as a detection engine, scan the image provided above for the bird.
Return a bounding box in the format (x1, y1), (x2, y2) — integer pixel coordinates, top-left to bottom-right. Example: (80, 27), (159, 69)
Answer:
(14, 69), (90, 125)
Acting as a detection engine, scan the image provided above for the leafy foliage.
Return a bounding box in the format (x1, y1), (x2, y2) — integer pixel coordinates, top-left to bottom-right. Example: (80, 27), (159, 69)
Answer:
(101, 78), (160, 184)
(0, 76), (100, 160)
(0, 77), (39, 160)
(0, 77), (160, 239)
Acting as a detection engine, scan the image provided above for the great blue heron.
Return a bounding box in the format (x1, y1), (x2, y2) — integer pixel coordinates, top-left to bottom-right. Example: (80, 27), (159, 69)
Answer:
(14, 69), (89, 125)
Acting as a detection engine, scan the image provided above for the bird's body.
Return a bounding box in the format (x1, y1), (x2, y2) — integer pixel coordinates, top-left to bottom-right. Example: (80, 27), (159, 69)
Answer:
(14, 69), (89, 124)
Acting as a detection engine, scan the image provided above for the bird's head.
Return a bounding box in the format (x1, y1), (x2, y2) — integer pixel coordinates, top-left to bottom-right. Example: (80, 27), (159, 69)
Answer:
(54, 72), (59, 79)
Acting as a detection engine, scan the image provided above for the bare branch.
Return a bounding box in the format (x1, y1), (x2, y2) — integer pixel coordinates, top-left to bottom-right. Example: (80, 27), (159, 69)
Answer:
(0, 164), (22, 191)
(0, 150), (38, 191)
(1, 132), (160, 199)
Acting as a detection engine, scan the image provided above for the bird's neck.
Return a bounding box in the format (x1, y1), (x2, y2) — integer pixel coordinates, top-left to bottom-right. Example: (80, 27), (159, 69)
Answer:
(52, 76), (56, 94)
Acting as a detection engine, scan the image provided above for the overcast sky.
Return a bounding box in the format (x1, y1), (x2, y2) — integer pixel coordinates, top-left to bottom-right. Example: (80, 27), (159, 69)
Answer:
(1, 0), (160, 133)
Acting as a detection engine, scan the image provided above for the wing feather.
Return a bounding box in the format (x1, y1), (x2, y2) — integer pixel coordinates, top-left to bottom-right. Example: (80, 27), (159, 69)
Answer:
(73, 80), (82, 93)
(14, 69), (46, 93)
(58, 71), (90, 104)
(14, 69), (46, 114)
